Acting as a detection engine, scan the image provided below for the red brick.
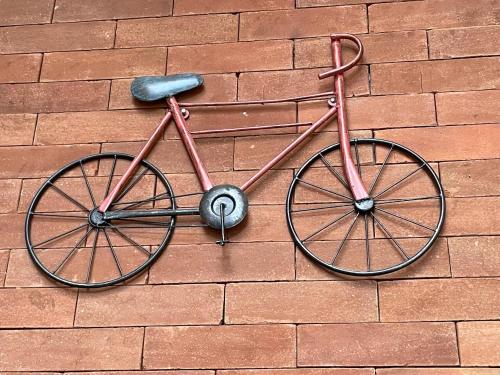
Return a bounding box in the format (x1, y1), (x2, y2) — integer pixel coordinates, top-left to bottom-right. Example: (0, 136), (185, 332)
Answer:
(221, 371), (373, 375)
(441, 159), (500, 197)
(298, 0), (401, 5)
(0, 0), (54, 26)
(295, 31), (428, 68)
(0, 179), (21, 213)
(0, 214), (26, 249)
(0, 21), (115, 54)
(76, 284), (223, 326)
(0, 144), (99, 179)
(240, 6), (367, 41)
(429, 25), (500, 59)
(296, 237), (451, 280)
(41, 48), (166, 82)
(0, 250), (9, 286)
(448, 236), (500, 277)
(226, 281), (377, 324)
(238, 67), (369, 100)
(0, 54), (42, 83)
(444, 197), (500, 236)
(167, 40), (293, 74)
(0, 328), (143, 371)
(116, 14), (237, 48)
(149, 242), (294, 284)
(144, 325), (296, 369)
(53, 0), (172, 22)
(379, 278), (500, 322)
(0, 114), (36, 146)
(375, 124), (500, 161)
(371, 57), (500, 95)
(175, 0), (294, 15)
(299, 94), (436, 130)
(377, 369), (500, 375)
(110, 74), (237, 110)
(298, 322), (459, 366)
(0, 288), (77, 328)
(369, 0), (498, 32)
(36, 109), (166, 145)
(0, 81), (110, 114)
(458, 321), (500, 366)
(436, 90), (500, 125)
(67, 372), (214, 375)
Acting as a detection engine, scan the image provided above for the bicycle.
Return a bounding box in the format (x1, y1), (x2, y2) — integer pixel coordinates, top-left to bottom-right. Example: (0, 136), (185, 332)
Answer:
(25, 33), (445, 288)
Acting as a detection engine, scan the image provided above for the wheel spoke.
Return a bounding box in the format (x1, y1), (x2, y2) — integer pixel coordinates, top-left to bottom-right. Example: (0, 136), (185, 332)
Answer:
(371, 212), (409, 260)
(103, 228), (124, 277)
(80, 161), (96, 208)
(53, 226), (93, 274)
(31, 212), (88, 219)
(303, 209), (355, 242)
(372, 164), (425, 200)
(331, 212), (359, 265)
(114, 167), (149, 204)
(291, 202), (354, 213)
(32, 223), (88, 248)
(85, 228), (99, 283)
(107, 223), (152, 257)
(354, 140), (361, 176)
(48, 182), (89, 212)
(104, 155), (117, 200)
(319, 153), (349, 190)
(375, 206), (436, 232)
(368, 144), (393, 195)
(375, 195), (441, 206)
(296, 178), (353, 202)
(364, 214), (370, 271)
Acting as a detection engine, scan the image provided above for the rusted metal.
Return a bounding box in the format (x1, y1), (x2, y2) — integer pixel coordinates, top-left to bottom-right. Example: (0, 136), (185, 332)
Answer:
(318, 33), (364, 80)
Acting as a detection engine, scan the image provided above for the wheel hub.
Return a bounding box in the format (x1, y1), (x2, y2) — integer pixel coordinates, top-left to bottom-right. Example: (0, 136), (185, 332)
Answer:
(88, 208), (107, 227)
(354, 198), (374, 213)
(199, 185), (248, 229)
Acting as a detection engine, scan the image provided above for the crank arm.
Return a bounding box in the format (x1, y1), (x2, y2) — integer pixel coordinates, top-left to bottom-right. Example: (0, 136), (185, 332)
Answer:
(103, 207), (199, 220)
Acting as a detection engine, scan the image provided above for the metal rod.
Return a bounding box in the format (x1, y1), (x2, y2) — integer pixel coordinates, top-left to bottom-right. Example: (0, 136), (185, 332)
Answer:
(190, 121), (312, 135)
(103, 207), (200, 220)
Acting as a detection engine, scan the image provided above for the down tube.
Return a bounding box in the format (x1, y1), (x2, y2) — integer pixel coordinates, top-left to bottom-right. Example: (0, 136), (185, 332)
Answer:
(240, 106), (338, 192)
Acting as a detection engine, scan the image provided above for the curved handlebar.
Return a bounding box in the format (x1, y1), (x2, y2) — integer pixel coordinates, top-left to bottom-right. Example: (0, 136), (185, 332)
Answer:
(318, 33), (364, 80)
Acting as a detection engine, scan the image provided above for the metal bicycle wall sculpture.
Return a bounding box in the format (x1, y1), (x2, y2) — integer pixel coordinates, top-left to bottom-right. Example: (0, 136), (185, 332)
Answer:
(25, 33), (446, 288)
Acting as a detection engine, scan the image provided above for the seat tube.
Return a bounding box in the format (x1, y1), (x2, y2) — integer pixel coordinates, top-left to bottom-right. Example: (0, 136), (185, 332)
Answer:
(166, 96), (214, 192)
(332, 38), (370, 201)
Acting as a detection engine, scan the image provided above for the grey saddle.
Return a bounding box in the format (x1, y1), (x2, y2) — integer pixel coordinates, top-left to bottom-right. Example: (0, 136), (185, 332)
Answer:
(131, 73), (204, 102)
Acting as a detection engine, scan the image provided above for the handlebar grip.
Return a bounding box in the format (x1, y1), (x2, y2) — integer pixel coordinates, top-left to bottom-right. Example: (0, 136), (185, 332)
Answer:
(318, 33), (364, 80)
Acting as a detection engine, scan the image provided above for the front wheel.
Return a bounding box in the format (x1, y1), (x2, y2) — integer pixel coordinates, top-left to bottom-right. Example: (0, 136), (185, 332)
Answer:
(25, 153), (176, 288)
(286, 138), (445, 276)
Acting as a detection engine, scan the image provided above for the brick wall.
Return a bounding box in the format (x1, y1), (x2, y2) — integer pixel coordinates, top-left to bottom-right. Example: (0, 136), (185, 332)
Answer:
(0, 0), (499, 372)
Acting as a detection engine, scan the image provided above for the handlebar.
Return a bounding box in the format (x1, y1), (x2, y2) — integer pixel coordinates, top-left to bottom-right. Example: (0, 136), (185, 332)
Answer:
(318, 33), (364, 80)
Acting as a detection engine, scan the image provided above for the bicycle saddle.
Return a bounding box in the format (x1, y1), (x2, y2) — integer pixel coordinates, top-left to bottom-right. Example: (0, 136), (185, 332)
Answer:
(131, 73), (203, 101)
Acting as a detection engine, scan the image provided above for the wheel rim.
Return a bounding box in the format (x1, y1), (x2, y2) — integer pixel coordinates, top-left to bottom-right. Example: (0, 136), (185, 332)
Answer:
(25, 153), (176, 288)
(286, 138), (445, 276)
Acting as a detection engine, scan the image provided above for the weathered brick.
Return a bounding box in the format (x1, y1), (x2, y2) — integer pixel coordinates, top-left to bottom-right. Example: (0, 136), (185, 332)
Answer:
(175, 0), (294, 15)
(41, 48), (166, 82)
(110, 74), (237, 110)
(116, 14), (237, 48)
(149, 242), (294, 284)
(225, 281), (377, 324)
(0, 328), (143, 371)
(0, 144), (99, 179)
(238, 67), (369, 100)
(375, 124), (500, 161)
(220, 370), (374, 375)
(0, 54), (42, 83)
(377, 369), (500, 375)
(144, 325), (296, 369)
(0, 21), (115, 54)
(441, 159), (500, 197)
(167, 40), (293, 74)
(0, 179), (21, 213)
(299, 94), (436, 129)
(298, 0), (402, 6)
(67, 372), (214, 375)
(429, 25), (500, 59)
(0, 0), (54, 26)
(240, 6), (367, 41)
(371, 57), (500, 95)
(436, 90), (500, 125)
(295, 31), (428, 68)
(0, 288), (77, 328)
(0, 114), (36, 145)
(296, 237), (451, 280)
(448, 236), (500, 277)
(298, 322), (459, 366)
(53, 0), (172, 22)
(76, 284), (223, 326)
(444, 197), (500, 236)
(369, 0), (499, 32)
(0, 81), (110, 114)
(458, 321), (500, 366)
(36, 109), (166, 145)
(0, 214), (27, 249)
(0, 250), (9, 286)
(379, 278), (500, 322)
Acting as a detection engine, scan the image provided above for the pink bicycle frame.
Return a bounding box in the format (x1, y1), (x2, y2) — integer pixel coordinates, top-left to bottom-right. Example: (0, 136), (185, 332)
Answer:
(98, 34), (369, 213)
